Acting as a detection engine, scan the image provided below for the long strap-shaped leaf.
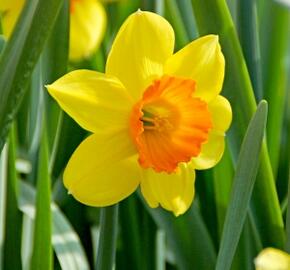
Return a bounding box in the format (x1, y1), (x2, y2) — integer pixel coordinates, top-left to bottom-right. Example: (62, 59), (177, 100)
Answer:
(191, 0), (285, 248)
(30, 128), (52, 270)
(0, 0), (63, 152)
(2, 127), (22, 270)
(261, 2), (290, 177)
(143, 200), (216, 270)
(0, 145), (7, 270)
(96, 205), (119, 270)
(286, 169), (290, 252)
(19, 181), (90, 270)
(237, 0), (262, 101)
(215, 101), (268, 270)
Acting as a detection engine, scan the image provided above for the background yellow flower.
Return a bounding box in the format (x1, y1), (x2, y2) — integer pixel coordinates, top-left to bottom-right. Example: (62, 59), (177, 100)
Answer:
(0, 0), (106, 61)
(69, 0), (106, 61)
(0, 0), (25, 37)
(255, 248), (290, 270)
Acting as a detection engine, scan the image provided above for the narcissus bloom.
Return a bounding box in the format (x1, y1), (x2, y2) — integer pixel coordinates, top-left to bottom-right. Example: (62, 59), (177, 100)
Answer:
(70, 0), (106, 61)
(47, 10), (232, 216)
(0, 0), (25, 38)
(255, 248), (290, 270)
(0, 0), (106, 62)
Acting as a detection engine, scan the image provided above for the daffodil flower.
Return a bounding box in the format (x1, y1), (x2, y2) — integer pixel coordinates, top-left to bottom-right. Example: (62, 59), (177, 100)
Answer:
(0, 0), (24, 38)
(0, 0), (106, 62)
(47, 10), (232, 216)
(255, 248), (290, 270)
(69, 0), (106, 61)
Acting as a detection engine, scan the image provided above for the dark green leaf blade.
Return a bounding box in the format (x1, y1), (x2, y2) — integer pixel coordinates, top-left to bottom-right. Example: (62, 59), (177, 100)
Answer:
(0, 0), (63, 152)
(260, 1), (290, 177)
(30, 129), (52, 270)
(96, 205), (119, 270)
(285, 169), (290, 252)
(237, 0), (262, 101)
(0, 145), (8, 269)
(143, 200), (216, 270)
(3, 126), (22, 270)
(19, 181), (90, 270)
(215, 101), (268, 270)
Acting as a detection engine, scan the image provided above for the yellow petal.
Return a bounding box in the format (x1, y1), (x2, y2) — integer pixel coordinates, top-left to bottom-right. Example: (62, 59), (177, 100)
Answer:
(106, 10), (175, 101)
(1, 0), (25, 38)
(190, 95), (231, 170)
(46, 70), (133, 133)
(208, 95), (232, 132)
(165, 35), (225, 102)
(190, 132), (225, 170)
(69, 0), (106, 61)
(255, 248), (290, 270)
(0, 0), (20, 10)
(141, 163), (195, 216)
(64, 133), (140, 206)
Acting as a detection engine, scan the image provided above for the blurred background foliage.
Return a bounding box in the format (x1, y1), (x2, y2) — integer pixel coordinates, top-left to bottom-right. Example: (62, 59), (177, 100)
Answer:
(0, 0), (290, 269)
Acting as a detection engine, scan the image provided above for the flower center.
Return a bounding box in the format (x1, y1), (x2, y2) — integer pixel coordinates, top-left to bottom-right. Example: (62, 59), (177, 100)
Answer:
(141, 108), (175, 132)
(130, 75), (212, 173)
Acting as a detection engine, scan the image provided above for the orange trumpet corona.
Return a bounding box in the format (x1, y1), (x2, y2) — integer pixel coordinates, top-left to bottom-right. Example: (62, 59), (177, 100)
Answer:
(130, 75), (212, 173)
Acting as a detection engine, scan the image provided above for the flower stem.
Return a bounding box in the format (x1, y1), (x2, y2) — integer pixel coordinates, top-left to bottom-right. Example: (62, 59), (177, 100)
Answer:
(96, 204), (119, 270)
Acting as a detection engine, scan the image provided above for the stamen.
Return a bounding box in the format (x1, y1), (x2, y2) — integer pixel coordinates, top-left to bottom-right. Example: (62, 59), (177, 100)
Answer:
(141, 117), (156, 123)
(144, 126), (157, 130)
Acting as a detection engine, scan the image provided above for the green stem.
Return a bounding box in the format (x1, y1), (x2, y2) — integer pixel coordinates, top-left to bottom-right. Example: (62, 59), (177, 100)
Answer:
(96, 204), (119, 270)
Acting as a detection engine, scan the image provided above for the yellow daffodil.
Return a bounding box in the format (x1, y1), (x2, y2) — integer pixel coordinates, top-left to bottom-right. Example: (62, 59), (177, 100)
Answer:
(0, 0), (106, 62)
(69, 0), (106, 61)
(47, 10), (232, 216)
(0, 0), (25, 38)
(255, 248), (290, 270)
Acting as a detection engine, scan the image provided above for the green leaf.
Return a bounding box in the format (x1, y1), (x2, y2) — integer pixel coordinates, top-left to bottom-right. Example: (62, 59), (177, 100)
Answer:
(214, 144), (262, 269)
(285, 169), (290, 252)
(30, 128), (52, 270)
(118, 196), (143, 270)
(215, 101), (268, 270)
(156, 230), (166, 270)
(0, 145), (8, 269)
(176, 0), (198, 40)
(213, 143), (234, 239)
(0, 0), (64, 152)
(50, 113), (86, 180)
(143, 200), (216, 270)
(139, 208), (157, 270)
(237, 0), (262, 101)
(0, 35), (5, 53)
(154, 0), (165, 15)
(19, 181), (90, 270)
(96, 205), (119, 270)
(260, 1), (290, 177)
(3, 126), (22, 270)
(42, 0), (69, 150)
(165, 0), (189, 49)
(191, 0), (285, 248)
